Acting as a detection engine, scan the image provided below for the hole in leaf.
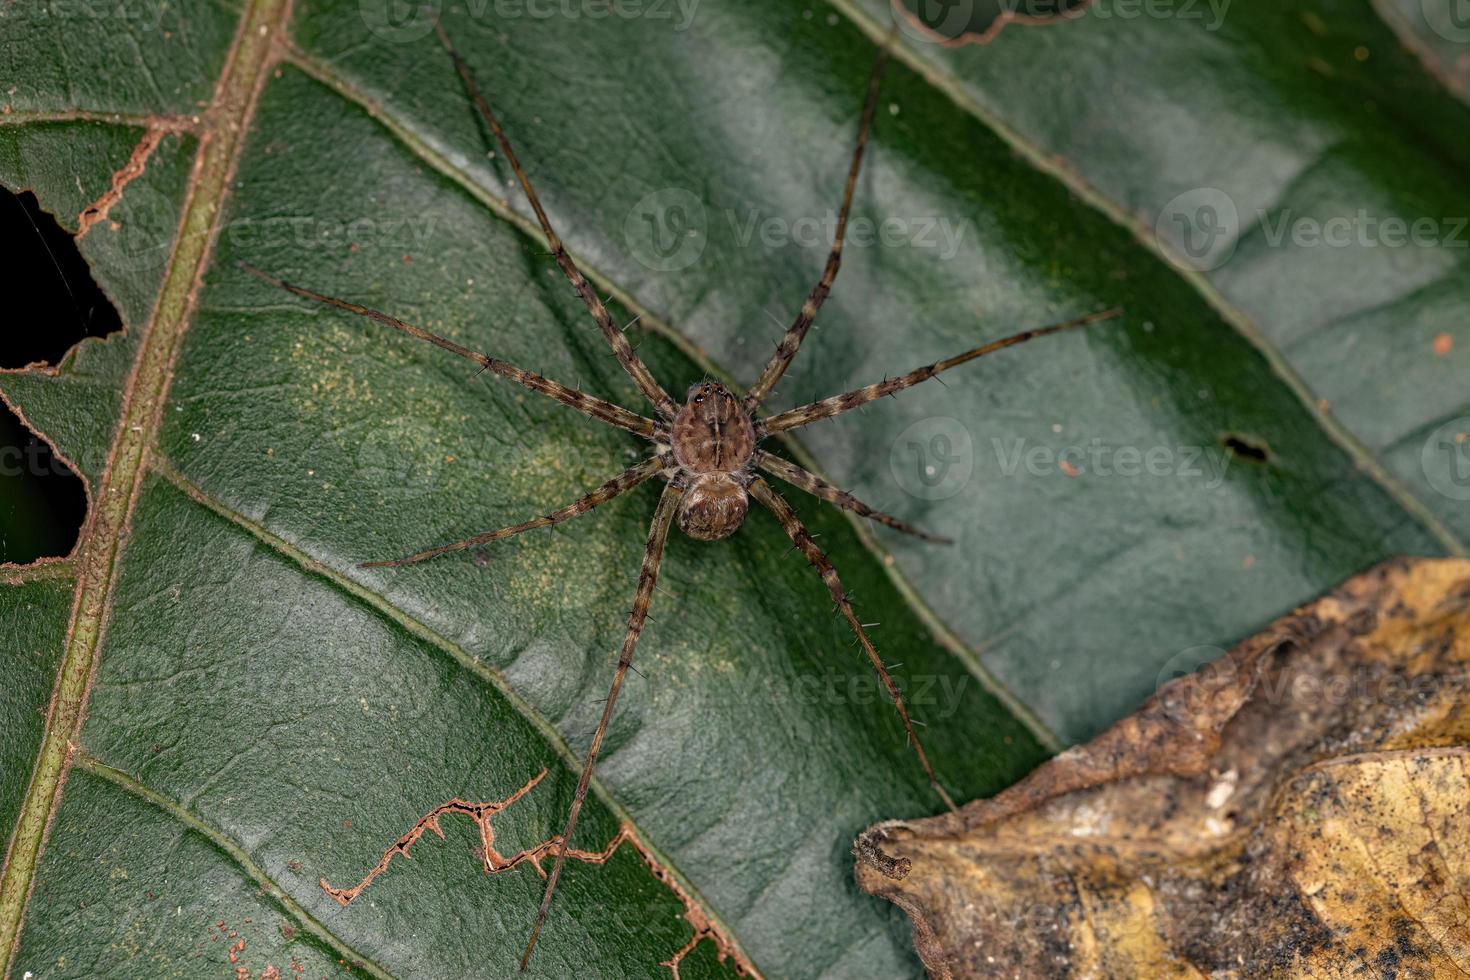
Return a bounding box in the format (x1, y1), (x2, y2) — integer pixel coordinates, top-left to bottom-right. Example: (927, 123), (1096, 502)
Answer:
(0, 399), (86, 564)
(1220, 433), (1271, 464)
(0, 183), (123, 369)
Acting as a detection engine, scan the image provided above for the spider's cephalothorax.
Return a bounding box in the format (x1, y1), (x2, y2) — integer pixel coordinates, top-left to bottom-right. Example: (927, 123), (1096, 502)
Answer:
(670, 382), (756, 541)
(244, 17), (1121, 971)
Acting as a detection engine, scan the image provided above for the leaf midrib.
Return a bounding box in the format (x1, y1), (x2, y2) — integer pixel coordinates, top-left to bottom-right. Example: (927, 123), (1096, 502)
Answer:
(12, 0), (1464, 973)
(0, 0), (295, 966)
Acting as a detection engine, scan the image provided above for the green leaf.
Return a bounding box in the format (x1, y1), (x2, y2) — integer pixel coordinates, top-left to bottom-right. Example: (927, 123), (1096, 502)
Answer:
(859, 0), (1470, 731)
(0, 0), (1463, 977)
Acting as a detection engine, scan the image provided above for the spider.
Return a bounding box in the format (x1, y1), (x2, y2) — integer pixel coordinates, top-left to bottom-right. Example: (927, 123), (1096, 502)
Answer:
(240, 17), (1119, 972)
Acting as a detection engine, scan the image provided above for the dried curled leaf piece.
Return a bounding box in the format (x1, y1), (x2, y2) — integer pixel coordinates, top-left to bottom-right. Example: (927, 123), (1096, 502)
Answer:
(855, 558), (1470, 978)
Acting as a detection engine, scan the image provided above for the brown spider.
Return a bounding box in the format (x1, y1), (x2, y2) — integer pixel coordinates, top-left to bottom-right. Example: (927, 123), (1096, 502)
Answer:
(241, 18), (1119, 971)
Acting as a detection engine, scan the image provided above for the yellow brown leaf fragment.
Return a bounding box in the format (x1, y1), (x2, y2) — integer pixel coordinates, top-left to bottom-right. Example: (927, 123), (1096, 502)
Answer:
(854, 557), (1470, 978)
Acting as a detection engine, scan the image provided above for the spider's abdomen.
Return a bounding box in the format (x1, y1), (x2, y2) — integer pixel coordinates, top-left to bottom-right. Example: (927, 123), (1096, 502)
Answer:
(677, 475), (749, 540)
(672, 383), (755, 474)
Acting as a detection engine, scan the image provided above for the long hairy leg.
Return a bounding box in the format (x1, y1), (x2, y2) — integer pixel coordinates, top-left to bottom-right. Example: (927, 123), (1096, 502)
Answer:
(742, 33), (894, 410)
(430, 18), (677, 418)
(763, 308), (1121, 435)
(239, 262), (657, 438)
(520, 480), (685, 971)
(362, 457), (666, 568)
(748, 478), (958, 813)
(756, 452), (950, 544)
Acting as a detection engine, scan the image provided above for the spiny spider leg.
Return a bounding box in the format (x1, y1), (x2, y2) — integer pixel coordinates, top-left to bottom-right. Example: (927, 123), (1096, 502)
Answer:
(430, 18), (678, 418)
(756, 451), (951, 544)
(763, 308), (1122, 435)
(747, 478), (959, 813)
(238, 262), (657, 438)
(742, 33), (893, 410)
(520, 480), (685, 971)
(362, 457), (667, 568)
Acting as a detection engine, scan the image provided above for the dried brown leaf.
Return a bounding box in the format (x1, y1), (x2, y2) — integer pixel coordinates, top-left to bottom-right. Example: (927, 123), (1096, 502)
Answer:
(855, 558), (1470, 979)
